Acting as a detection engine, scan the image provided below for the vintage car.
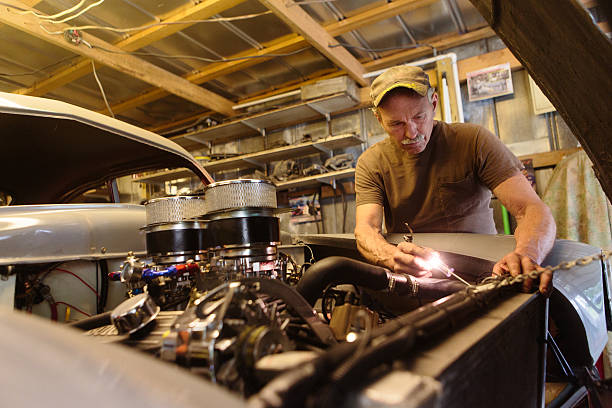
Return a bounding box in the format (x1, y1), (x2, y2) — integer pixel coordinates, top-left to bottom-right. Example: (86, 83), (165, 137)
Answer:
(0, 92), (610, 408)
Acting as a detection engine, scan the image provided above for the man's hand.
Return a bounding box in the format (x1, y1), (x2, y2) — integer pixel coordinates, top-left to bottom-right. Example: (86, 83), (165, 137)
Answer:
(392, 242), (437, 277)
(493, 251), (553, 297)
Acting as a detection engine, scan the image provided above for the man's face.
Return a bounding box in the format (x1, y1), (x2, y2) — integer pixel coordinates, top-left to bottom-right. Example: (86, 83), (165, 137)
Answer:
(376, 90), (438, 154)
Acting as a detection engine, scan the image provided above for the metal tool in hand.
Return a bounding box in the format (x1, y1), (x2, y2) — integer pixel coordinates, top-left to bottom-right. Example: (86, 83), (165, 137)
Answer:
(403, 222), (471, 286)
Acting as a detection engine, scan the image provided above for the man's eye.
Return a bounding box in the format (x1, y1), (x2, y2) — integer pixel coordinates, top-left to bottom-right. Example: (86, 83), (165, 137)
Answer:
(390, 122), (403, 127)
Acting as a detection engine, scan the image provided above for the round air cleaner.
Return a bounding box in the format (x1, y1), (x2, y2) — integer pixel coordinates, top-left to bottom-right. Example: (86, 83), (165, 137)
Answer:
(145, 195), (207, 225)
(204, 180), (281, 281)
(204, 179), (276, 213)
(143, 196), (209, 264)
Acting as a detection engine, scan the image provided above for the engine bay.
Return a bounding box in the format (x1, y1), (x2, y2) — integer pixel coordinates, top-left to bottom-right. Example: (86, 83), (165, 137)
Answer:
(7, 178), (611, 408)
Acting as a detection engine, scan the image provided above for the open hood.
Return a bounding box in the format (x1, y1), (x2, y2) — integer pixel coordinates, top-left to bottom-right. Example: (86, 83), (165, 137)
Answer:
(0, 92), (213, 204)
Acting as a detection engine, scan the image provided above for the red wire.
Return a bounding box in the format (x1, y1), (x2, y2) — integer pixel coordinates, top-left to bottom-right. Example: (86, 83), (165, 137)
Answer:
(52, 268), (99, 298)
(55, 301), (91, 317)
(48, 301), (58, 321)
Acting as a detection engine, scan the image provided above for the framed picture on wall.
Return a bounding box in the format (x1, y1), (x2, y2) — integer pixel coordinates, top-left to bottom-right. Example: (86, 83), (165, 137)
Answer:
(467, 63), (514, 102)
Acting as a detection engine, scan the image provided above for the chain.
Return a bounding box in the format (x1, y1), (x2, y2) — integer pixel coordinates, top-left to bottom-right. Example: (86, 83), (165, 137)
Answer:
(480, 249), (612, 289)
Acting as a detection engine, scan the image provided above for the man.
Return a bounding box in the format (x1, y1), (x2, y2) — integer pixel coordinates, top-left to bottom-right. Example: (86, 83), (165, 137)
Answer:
(354, 65), (556, 295)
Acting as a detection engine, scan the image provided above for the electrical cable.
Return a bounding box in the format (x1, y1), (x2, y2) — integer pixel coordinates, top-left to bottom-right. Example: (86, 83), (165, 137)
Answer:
(0, 55), (78, 77)
(330, 41), (438, 56)
(55, 301), (92, 317)
(15, 0), (86, 19)
(86, 44), (310, 64)
(49, 268), (99, 298)
(91, 60), (115, 118)
(38, 11), (273, 35)
(44, 0), (105, 24)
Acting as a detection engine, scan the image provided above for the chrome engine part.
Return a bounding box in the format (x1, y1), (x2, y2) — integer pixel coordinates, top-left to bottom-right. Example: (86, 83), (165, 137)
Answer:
(204, 179), (277, 213)
(143, 196), (209, 265)
(113, 179), (289, 307)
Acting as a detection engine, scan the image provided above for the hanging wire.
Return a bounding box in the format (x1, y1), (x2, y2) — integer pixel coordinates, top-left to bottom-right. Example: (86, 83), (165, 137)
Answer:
(38, 11), (274, 35)
(0, 55), (77, 77)
(91, 60), (115, 118)
(85, 44), (310, 64)
(14, 0), (106, 24)
(14, 0), (87, 19)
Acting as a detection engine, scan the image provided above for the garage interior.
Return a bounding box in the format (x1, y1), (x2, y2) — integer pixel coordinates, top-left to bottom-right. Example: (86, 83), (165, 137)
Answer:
(0, 1), (611, 407)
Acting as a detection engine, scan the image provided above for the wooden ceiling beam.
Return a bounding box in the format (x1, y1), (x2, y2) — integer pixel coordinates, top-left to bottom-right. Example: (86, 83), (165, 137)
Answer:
(105, 1), (491, 116)
(14, 0), (246, 96)
(257, 0), (368, 86)
(0, 0), (235, 116)
(468, 0), (612, 200)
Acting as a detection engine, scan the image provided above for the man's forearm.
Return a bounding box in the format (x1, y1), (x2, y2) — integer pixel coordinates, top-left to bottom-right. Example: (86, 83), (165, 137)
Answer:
(354, 224), (397, 270)
(513, 203), (556, 264)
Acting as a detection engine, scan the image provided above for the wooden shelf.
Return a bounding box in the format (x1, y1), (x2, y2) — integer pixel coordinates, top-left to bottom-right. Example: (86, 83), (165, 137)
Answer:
(134, 133), (363, 184)
(203, 133), (363, 173)
(274, 168), (355, 190)
(170, 92), (359, 148)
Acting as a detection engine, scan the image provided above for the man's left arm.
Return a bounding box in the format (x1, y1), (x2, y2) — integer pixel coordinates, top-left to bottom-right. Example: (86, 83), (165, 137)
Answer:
(492, 174), (557, 296)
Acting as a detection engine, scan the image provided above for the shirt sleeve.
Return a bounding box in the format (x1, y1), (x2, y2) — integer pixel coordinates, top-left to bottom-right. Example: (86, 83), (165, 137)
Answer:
(475, 127), (524, 190)
(355, 151), (385, 207)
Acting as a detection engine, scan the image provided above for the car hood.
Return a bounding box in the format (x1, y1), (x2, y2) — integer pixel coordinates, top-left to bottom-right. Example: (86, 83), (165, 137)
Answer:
(0, 92), (213, 204)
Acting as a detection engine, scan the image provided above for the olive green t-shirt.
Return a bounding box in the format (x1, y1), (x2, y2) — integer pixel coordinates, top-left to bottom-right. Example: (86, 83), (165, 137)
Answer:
(355, 121), (523, 234)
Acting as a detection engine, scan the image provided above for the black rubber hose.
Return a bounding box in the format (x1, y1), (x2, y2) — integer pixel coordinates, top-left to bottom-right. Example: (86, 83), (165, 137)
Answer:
(295, 257), (393, 305)
(295, 256), (465, 305)
(67, 311), (112, 331)
(97, 260), (109, 314)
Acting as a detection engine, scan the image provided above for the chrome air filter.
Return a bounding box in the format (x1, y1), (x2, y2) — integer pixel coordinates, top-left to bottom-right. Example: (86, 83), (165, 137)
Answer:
(144, 195), (207, 225)
(204, 180), (280, 281)
(143, 196), (209, 264)
(204, 179), (276, 213)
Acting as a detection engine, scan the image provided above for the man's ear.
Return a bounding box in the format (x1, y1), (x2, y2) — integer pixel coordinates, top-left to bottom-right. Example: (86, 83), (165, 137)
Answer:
(430, 92), (438, 112)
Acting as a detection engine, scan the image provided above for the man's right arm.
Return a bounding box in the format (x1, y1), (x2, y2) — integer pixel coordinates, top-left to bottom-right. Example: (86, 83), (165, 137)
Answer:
(354, 203), (434, 276)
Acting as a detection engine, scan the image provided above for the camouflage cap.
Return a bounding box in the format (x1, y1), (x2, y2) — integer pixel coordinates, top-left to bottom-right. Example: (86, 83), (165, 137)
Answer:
(370, 65), (431, 107)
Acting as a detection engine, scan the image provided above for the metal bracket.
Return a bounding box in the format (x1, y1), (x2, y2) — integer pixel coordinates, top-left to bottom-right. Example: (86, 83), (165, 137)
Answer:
(241, 119), (265, 136)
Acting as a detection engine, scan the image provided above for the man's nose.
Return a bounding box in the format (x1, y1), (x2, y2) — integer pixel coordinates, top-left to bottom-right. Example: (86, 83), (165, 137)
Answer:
(404, 121), (418, 138)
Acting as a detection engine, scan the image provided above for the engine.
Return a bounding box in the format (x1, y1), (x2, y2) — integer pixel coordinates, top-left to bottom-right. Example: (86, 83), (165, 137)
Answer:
(94, 179), (338, 396)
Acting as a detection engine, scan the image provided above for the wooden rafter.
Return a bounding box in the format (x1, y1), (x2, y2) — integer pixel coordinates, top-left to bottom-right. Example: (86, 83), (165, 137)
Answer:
(0, 0), (235, 116)
(257, 0), (368, 86)
(14, 0), (245, 97)
(102, 0), (456, 116)
(469, 0), (612, 199)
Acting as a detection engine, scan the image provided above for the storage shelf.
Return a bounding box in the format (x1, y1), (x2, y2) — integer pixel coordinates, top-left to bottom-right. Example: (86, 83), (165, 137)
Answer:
(171, 92), (359, 148)
(274, 168), (355, 190)
(134, 133), (363, 184)
(203, 133), (363, 173)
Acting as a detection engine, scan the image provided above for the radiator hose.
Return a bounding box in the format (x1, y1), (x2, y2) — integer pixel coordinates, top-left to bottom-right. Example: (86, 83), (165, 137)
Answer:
(295, 256), (465, 305)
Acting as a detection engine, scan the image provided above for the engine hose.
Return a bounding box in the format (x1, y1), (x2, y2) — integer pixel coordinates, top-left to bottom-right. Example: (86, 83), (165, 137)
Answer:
(296, 257), (400, 305)
(97, 260), (109, 314)
(295, 256), (465, 306)
(67, 311), (112, 331)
